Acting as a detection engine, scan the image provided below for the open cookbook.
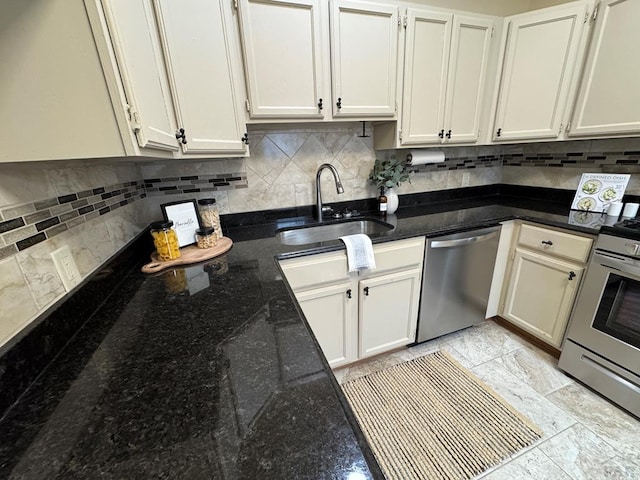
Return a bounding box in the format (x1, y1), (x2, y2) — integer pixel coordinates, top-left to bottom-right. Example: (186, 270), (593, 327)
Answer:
(571, 173), (630, 213)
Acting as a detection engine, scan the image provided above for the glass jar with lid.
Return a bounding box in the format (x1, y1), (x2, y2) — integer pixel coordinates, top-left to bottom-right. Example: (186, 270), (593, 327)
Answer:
(195, 227), (217, 249)
(150, 220), (181, 261)
(197, 198), (223, 240)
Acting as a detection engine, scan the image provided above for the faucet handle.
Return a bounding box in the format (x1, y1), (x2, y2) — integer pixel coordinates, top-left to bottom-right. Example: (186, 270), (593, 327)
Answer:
(321, 205), (334, 216)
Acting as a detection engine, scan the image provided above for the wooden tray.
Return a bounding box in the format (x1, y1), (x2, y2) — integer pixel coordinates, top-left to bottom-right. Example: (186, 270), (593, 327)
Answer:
(141, 237), (233, 273)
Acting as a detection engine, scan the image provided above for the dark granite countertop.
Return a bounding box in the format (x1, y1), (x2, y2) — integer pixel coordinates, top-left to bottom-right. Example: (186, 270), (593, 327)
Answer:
(0, 196), (601, 479)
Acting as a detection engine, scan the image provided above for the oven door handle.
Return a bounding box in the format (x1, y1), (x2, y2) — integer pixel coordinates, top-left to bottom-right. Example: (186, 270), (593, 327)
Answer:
(594, 252), (640, 279)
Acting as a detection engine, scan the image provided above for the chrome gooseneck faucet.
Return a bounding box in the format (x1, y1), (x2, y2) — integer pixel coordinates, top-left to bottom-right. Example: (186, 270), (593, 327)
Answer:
(315, 163), (344, 221)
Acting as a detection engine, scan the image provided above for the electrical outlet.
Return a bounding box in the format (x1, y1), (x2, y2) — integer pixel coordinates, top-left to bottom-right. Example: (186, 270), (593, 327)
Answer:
(51, 245), (81, 292)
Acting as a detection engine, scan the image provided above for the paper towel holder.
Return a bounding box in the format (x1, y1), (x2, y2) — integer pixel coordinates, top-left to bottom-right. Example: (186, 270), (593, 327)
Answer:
(357, 121), (370, 138)
(405, 150), (446, 166)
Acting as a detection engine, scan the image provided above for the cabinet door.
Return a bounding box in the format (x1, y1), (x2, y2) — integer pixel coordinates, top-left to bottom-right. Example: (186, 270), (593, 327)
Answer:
(102, 0), (179, 152)
(502, 248), (583, 348)
(359, 268), (421, 358)
(492, 2), (589, 141)
(296, 282), (357, 368)
(155, 0), (247, 155)
(443, 15), (494, 144)
(400, 9), (452, 145)
(237, 0), (327, 119)
(569, 0), (640, 137)
(331, 0), (399, 118)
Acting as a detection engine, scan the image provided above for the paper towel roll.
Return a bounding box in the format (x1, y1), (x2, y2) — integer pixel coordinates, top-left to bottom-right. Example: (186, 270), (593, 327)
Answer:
(622, 202), (639, 218)
(606, 202), (623, 217)
(406, 150), (445, 166)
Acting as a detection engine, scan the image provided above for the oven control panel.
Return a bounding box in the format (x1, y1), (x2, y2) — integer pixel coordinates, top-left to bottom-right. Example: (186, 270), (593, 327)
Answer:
(597, 234), (640, 258)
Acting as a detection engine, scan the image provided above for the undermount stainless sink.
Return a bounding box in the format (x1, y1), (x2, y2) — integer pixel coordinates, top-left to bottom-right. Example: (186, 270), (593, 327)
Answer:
(276, 218), (394, 246)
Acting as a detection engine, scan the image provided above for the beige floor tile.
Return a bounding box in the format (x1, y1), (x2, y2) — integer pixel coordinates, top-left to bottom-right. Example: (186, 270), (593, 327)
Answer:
(332, 367), (349, 385)
(471, 359), (577, 438)
(547, 383), (640, 462)
(338, 348), (414, 384)
(494, 344), (574, 396)
(603, 457), (640, 479)
(538, 423), (625, 480)
(407, 334), (476, 368)
(406, 335), (450, 358)
(480, 448), (572, 480)
(442, 321), (527, 367)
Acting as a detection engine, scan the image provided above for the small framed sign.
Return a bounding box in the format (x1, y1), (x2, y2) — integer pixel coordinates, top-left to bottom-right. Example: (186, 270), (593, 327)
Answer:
(161, 200), (201, 247)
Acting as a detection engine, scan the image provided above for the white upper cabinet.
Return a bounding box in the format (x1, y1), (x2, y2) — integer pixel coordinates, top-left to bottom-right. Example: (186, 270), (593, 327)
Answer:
(100, 0), (179, 152)
(444, 15), (495, 144)
(491, 1), (591, 142)
(400, 9), (494, 146)
(568, 0), (640, 137)
(236, 0), (398, 121)
(237, 0), (328, 119)
(330, 0), (399, 118)
(154, 0), (247, 154)
(400, 10), (452, 145)
(86, 0), (248, 158)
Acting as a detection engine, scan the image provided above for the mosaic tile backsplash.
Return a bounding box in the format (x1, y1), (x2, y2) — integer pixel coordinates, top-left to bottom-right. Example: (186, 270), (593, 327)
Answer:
(144, 173), (248, 196)
(0, 182), (145, 260)
(0, 126), (639, 351)
(503, 149), (640, 166)
(139, 123), (503, 222)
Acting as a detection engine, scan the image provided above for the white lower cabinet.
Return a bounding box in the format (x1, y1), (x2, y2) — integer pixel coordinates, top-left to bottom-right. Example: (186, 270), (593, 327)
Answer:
(296, 281), (357, 367)
(359, 268), (422, 359)
(500, 223), (593, 348)
(281, 237), (425, 368)
(502, 248), (583, 348)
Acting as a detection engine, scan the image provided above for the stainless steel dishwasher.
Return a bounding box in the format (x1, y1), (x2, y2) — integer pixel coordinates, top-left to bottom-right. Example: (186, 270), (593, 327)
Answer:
(416, 225), (501, 343)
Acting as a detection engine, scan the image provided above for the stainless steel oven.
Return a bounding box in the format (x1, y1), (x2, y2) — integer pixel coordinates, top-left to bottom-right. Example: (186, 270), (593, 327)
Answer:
(559, 228), (640, 418)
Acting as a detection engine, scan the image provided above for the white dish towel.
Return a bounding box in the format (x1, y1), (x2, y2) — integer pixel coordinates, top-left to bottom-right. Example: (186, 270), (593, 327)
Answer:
(340, 234), (376, 273)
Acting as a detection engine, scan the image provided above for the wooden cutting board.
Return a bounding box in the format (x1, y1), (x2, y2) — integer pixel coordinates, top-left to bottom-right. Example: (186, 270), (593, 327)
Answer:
(141, 237), (233, 273)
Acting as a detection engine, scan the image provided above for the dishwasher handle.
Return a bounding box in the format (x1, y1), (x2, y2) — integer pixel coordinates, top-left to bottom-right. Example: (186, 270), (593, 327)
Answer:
(430, 230), (499, 249)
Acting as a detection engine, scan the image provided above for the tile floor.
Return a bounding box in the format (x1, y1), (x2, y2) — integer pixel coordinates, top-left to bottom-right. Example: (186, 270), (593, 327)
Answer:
(333, 320), (640, 480)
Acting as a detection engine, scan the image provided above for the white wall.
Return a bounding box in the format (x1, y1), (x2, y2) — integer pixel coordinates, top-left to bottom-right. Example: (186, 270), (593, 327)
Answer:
(528, 0), (575, 11)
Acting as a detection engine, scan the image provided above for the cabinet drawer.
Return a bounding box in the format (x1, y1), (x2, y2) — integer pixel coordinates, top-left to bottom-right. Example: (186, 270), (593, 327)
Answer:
(518, 224), (593, 263)
(373, 237), (425, 272)
(281, 251), (349, 291)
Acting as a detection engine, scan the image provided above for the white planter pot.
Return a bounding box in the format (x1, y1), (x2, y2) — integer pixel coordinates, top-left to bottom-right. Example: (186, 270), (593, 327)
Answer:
(386, 187), (399, 214)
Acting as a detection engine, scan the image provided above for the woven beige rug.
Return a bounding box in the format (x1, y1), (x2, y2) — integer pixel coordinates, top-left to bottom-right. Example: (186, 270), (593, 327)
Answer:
(341, 351), (542, 480)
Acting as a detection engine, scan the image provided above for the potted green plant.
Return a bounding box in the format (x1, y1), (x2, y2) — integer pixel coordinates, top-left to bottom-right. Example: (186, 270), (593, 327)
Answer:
(368, 156), (411, 214)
